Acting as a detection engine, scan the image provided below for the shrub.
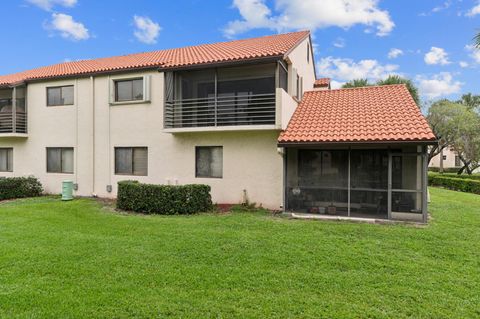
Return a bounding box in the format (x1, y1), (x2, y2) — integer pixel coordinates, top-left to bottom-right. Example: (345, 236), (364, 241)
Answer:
(0, 177), (43, 201)
(117, 181), (212, 214)
(428, 167), (461, 174)
(428, 173), (480, 195)
(429, 172), (480, 181)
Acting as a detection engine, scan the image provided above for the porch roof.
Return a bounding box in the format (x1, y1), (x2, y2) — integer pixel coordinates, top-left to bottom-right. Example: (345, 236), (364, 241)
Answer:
(278, 84), (436, 145)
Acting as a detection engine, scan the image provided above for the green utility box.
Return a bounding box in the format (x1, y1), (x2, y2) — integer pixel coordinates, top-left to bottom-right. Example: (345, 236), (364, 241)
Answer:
(62, 180), (74, 201)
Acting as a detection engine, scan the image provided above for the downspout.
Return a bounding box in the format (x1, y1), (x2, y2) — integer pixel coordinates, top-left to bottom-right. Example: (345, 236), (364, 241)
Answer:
(91, 76), (96, 197)
(75, 79), (79, 187)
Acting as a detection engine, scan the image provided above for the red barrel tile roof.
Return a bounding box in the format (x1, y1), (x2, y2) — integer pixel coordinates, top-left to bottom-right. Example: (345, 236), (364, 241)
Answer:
(0, 31), (309, 87)
(314, 78), (331, 88)
(278, 84), (436, 144)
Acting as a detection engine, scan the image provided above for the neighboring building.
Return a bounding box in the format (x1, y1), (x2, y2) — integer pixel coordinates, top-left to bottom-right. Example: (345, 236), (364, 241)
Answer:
(0, 31), (436, 222)
(429, 147), (462, 171)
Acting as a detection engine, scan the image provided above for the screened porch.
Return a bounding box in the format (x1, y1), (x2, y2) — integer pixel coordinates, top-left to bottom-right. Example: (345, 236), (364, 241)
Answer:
(164, 61), (288, 129)
(284, 145), (428, 222)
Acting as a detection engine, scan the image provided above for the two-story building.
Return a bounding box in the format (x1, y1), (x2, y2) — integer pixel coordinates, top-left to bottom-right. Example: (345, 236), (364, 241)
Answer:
(0, 31), (436, 222)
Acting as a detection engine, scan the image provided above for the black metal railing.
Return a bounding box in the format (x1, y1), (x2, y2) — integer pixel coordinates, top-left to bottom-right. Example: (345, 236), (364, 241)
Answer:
(164, 93), (276, 129)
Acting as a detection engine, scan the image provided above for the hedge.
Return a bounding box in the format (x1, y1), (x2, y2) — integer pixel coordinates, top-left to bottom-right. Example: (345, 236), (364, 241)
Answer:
(0, 177), (43, 201)
(428, 167), (462, 174)
(117, 181), (212, 214)
(428, 174), (480, 195)
(429, 172), (480, 181)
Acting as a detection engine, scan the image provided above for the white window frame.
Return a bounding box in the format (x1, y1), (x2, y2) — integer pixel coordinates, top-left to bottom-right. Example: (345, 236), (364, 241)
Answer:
(109, 75), (151, 105)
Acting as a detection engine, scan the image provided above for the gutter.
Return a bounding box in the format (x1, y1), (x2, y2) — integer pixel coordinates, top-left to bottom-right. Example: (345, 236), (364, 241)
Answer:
(277, 139), (438, 147)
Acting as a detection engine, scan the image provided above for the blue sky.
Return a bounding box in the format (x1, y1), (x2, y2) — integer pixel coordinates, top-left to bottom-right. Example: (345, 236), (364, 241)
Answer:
(1, 0), (479, 103)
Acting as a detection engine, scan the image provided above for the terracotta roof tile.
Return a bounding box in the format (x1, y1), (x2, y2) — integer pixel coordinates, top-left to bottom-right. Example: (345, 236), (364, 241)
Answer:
(278, 84), (436, 144)
(314, 78), (330, 88)
(0, 31), (309, 87)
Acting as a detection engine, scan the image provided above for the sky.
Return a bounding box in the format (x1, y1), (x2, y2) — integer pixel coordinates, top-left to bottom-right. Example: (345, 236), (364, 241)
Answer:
(0, 0), (479, 104)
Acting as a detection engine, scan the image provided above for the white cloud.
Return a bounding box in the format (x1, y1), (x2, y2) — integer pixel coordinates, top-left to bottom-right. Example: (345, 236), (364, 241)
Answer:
(417, 72), (462, 99)
(333, 37), (345, 48)
(133, 15), (161, 44)
(316, 57), (399, 82)
(465, 44), (480, 64)
(47, 13), (90, 41)
(224, 0), (394, 38)
(388, 48), (403, 59)
(27, 0), (76, 11)
(424, 47), (450, 65)
(459, 61), (469, 68)
(466, 1), (480, 17)
(432, 1), (452, 13)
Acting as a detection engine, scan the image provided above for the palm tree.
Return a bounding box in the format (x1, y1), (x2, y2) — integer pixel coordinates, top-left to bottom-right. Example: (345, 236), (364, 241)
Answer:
(475, 31), (480, 48)
(341, 79), (370, 88)
(376, 75), (420, 106)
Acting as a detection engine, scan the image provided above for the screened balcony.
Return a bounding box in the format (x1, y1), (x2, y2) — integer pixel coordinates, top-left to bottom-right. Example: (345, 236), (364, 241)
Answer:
(164, 62), (289, 130)
(285, 147), (428, 222)
(0, 86), (27, 135)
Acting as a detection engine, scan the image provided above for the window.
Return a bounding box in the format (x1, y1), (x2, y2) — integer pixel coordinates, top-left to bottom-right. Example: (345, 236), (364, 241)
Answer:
(278, 63), (288, 92)
(307, 43), (310, 63)
(0, 148), (13, 172)
(296, 75), (303, 100)
(442, 155), (447, 160)
(455, 155), (461, 167)
(47, 148), (74, 174)
(115, 147), (148, 176)
(47, 86), (74, 106)
(196, 146), (223, 178)
(114, 78), (143, 102)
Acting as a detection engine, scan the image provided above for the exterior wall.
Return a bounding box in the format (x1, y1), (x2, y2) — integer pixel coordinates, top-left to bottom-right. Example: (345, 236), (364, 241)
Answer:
(0, 57), (313, 209)
(285, 37), (316, 97)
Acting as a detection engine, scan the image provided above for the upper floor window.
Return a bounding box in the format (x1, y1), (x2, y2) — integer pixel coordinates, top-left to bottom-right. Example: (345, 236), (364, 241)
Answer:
(114, 78), (143, 102)
(307, 43), (310, 63)
(0, 148), (13, 172)
(115, 147), (148, 176)
(47, 147), (74, 174)
(47, 85), (74, 106)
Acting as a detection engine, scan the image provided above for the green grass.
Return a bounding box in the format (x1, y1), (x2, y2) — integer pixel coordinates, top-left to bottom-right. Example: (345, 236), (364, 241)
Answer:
(0, 189), (479, 318)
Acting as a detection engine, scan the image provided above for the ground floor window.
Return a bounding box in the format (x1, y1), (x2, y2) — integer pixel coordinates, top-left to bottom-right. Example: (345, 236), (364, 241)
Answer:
(47, 147), (74, 174)
(0, 148), (13, 172)
(196, 146), (223, 178)
(114, 147), (148, 176)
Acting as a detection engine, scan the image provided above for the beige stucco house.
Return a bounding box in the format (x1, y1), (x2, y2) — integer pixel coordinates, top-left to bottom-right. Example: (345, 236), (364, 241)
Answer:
(0, 31), (436, 222)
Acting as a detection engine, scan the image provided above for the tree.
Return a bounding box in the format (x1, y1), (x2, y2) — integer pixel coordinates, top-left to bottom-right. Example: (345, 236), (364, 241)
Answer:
(376, 75), (420, 106)
(426, 100), (462, 165)
(342, 76), (421, 107)
(427, 100), (480, 174)
(475, 31), (480, 48)
(451, 108), (480, 174)
(456, 93), (480, 109)
(342, 79), (370, 88)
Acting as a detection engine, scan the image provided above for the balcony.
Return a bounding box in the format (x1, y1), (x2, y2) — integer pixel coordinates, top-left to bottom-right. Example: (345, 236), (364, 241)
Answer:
(165, 93), (276, 129)
(163, 62), (293, 133)
(0, 87), (27, 137)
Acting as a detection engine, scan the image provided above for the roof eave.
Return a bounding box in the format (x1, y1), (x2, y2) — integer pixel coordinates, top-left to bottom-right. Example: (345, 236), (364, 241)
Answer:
(277, 139), (438, 147)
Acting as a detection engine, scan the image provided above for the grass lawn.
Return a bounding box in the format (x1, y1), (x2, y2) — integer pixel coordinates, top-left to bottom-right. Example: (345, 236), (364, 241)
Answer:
(0, 188), (479, 318)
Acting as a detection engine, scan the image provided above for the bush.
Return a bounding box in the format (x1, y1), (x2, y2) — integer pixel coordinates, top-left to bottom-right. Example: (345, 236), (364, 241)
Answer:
(428, 173), (480, 195)
(0, 177), (43, 201)
(429, 172), (480, 181)
(117, 181), (212, 214)
(428, 167), (461, 174)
